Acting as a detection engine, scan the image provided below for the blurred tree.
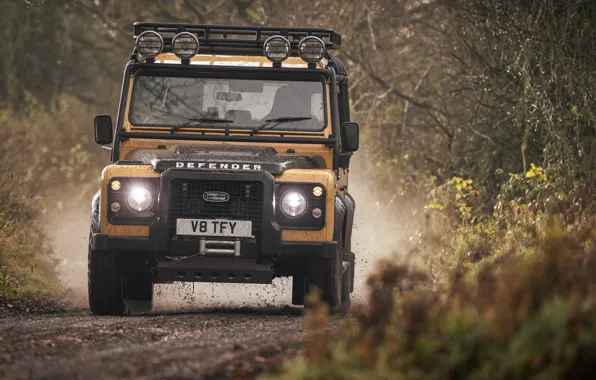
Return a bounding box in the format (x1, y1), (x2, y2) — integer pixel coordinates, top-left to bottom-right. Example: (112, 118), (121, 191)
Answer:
(1, 0), (594, 206)
(255, 0), (596, 202)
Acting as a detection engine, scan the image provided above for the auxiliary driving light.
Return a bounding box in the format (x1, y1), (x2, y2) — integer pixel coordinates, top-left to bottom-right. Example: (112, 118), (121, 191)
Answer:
(280, 191), (308, 217)
(111, 180), (121, 191)
(172, 32), (200, 60)
(127, 187), (153, 212)
(312, 186), (323, 197)
(263, 35), (291, 63)
(136, 31), (164, 58)
(298, 36), (326, 63)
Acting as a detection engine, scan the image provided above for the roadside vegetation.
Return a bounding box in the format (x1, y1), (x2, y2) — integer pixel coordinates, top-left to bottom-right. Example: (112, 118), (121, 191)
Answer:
(0, 111), (61, 310)
(0, 102), (100, 310)
(269, 173), (595, 379)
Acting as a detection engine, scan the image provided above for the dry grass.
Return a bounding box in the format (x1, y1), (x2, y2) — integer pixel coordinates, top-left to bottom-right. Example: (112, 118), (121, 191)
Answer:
(268, 217), (596, 379)
(0, 111), (64, 309)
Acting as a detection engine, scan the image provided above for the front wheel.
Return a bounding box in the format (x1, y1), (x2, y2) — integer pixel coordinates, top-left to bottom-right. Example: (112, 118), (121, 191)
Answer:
(125, 260), (154, 314)
(306, 237), (344, 312)
(88, 241), (127, 315)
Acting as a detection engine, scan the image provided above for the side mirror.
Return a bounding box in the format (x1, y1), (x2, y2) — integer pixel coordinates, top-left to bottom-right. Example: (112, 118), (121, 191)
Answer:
(341, 121), (360, 152)
(94, 115), (113, 145)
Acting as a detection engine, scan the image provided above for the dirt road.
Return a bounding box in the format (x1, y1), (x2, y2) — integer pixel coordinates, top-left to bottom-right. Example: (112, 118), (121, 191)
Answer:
(0, 307), (306, 379)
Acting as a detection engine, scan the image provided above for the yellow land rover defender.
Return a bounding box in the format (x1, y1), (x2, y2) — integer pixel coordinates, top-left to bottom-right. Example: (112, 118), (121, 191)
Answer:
(89, 23), (359, 315)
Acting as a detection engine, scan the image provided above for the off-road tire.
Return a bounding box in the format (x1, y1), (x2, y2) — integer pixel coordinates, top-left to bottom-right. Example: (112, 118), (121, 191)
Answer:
(292, 274), (306, 305)
(125, 262), (154, 314)
(341, 251), (355, 313)
(88, 234), (127, 315)
(306, 237), (343, 312)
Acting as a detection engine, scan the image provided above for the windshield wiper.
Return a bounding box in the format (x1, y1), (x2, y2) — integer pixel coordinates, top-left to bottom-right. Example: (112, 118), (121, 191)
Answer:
(250, 116), (312, 135)
(170, 118), (233, 134)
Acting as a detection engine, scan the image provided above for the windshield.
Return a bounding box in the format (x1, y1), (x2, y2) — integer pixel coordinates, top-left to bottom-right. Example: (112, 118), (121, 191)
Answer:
(129, 74), (326, 131)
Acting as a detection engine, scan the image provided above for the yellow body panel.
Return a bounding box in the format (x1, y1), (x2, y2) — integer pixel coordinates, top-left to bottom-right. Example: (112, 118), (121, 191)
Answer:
(100, 165), (159, 237)
(276, 169), (336, 242)
(99, 53), (342, 244)
(100, 166), (336, 242)
(155, 53), (326, 68)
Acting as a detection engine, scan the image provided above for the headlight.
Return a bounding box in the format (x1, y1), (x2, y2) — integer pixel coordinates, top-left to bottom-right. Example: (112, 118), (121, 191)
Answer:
(280, 191), (308, 217)
(127, 187), (153, 212)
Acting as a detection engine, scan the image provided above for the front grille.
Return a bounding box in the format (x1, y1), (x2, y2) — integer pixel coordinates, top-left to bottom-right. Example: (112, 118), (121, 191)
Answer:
(169, 179), (262, 239)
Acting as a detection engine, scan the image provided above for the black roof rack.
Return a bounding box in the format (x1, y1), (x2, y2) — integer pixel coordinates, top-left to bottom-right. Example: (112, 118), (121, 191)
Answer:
(133, 22), (341, 56)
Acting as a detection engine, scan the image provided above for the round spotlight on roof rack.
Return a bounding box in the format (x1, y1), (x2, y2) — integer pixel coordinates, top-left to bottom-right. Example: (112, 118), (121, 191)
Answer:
(298, 36), (326, 63)
(136, 31), (163, 58)
(263, 36), (291, 63)
(172, 32), (200, 60)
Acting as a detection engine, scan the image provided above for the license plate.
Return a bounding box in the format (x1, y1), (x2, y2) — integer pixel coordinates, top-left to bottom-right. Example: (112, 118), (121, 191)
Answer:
(176, 219), (252, 237)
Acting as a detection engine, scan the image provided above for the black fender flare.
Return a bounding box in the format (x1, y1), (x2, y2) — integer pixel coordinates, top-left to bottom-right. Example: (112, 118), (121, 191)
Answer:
(335, 194), (358, 262)
(91, 191), (101, 233)
(334, 193), (356, 293)
(334, 193), (356, 256)
(343, 192), (356, 293)
(334, 196), (346, 245)
(343, 192), (356, 254)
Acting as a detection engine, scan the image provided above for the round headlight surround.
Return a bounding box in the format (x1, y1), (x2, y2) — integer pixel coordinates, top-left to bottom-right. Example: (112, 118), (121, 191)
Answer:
(127, 187), (154, 212)
(280, 190), (308, 218)
(172, 32), (200, 60)
(298, 36), (326, 63)
(136, 31), (164, 58)
(263, 35), (291, 63)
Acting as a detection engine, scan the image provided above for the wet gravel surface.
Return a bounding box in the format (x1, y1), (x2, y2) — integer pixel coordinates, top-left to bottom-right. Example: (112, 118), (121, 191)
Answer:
(0, 307), (305, 379)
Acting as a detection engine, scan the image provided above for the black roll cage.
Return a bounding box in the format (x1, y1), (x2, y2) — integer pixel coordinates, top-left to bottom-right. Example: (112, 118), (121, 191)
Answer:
(133, 22), (341, 57)
(112, 23), (352, 173)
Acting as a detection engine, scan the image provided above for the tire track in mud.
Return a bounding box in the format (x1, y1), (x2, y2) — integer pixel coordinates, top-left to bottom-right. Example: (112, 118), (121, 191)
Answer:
(0, 307), (304, 379)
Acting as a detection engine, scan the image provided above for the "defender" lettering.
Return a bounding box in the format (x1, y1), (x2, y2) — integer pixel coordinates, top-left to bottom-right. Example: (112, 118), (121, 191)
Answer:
(175, 162), (262, 171)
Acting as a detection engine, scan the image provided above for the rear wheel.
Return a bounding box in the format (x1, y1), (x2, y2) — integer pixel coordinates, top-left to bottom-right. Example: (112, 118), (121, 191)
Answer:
(88, 235), (127, 315)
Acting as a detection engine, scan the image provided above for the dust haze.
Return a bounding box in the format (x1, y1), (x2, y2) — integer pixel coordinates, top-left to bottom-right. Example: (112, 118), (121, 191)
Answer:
(46, 157), (424, 310)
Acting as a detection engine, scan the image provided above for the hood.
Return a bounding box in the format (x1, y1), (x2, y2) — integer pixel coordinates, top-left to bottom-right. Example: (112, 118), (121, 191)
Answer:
(123, 144), (325, 175)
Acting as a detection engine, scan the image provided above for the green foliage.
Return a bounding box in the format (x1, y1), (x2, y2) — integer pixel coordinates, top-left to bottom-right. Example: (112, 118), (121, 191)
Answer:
(0, 266), (17, 300)
(0, 185), (61, 300)
(427, 177), (480, 223)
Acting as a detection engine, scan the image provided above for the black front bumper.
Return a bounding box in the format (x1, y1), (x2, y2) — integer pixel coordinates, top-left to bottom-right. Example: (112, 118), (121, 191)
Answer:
(91, 233), (337, 259)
